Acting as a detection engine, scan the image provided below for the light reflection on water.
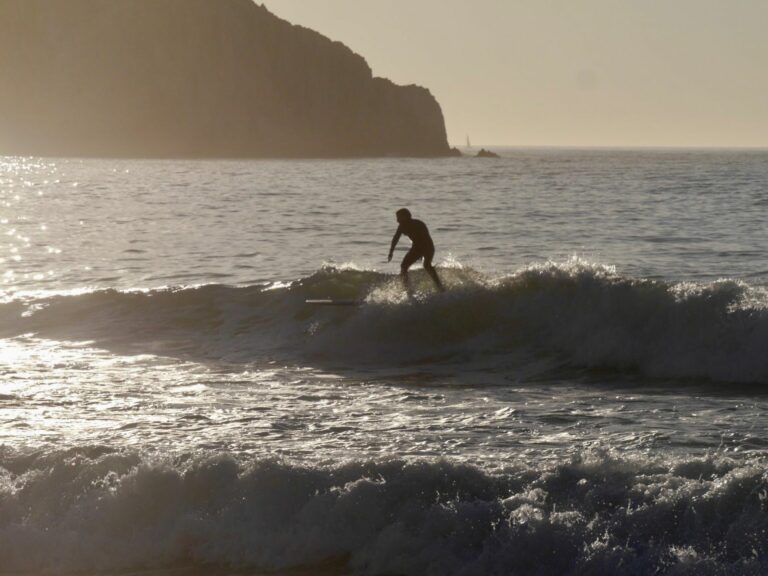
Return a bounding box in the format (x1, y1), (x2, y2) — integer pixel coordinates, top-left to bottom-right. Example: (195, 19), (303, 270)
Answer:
(1, 333), (767, 466)
(1, 150), (767, 296)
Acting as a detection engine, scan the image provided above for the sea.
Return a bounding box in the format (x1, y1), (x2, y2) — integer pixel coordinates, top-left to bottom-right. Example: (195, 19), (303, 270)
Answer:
(1, 148), (767, 575)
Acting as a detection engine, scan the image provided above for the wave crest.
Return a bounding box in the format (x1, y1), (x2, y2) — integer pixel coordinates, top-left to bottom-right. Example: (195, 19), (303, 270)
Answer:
(3, 261), (768, 383)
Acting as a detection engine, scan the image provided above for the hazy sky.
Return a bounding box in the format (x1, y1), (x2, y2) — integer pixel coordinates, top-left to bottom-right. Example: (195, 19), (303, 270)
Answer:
(263, 0), (768, 147)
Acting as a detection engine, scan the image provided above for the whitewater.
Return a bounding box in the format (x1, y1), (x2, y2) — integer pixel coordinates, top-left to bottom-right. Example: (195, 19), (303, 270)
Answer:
(1, 149), (768, 575)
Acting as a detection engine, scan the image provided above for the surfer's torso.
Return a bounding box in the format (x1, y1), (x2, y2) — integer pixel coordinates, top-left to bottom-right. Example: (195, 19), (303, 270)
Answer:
(397, 219), (434, 251)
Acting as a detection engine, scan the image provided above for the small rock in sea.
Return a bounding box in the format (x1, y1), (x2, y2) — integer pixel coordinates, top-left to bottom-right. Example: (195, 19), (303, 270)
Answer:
(476, 148), (500, 158)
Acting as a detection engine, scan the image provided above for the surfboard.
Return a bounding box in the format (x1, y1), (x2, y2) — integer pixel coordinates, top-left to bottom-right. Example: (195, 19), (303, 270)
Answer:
(305, 299), (363, 306)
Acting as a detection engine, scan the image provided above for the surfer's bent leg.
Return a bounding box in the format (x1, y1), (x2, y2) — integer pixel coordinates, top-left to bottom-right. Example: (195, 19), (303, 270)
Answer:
(400, 248), (421, 291)
(423, 248), (444, 292)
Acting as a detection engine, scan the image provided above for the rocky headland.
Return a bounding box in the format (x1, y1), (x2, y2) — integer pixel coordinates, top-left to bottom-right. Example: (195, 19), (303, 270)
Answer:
(0, 0), (453, 158)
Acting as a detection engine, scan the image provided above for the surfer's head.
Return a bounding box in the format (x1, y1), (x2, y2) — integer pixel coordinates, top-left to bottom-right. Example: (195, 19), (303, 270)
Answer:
(396, 208), (411, 224)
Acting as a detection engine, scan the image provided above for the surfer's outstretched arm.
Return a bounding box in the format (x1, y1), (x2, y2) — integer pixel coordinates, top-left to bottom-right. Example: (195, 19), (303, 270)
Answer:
(388, 226), (402, 262)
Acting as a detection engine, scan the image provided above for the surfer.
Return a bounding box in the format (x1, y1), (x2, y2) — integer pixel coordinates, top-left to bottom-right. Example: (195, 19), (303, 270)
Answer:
(388, 208), (444, 292)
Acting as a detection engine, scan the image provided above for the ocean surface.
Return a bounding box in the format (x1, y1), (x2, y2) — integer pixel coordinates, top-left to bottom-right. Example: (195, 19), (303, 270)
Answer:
(1, 148), (767, 575)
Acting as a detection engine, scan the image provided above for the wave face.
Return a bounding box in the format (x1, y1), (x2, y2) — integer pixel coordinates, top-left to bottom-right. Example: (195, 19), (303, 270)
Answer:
(1, 449), (767, 575)
(3, 261), (768, 383)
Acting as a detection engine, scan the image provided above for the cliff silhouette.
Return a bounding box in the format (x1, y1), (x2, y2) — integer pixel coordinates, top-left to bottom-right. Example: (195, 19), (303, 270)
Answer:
(0, 0), (452, 158)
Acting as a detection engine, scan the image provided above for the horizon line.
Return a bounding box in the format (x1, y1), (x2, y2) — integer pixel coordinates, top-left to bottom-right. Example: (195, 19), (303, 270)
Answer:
(456, 144), (768, 151)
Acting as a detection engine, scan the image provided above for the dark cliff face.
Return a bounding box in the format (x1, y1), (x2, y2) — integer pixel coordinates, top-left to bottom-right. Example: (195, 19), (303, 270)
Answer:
(0, 0), (451, 158)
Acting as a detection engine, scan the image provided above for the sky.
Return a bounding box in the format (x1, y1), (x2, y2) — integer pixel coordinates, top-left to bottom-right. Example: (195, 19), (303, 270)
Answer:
(263, 0), (768, 148)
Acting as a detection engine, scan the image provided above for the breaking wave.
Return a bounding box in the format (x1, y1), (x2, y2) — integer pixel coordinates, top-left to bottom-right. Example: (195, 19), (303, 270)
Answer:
(2, 260), (767, 383)
(1, 448), (767, 575)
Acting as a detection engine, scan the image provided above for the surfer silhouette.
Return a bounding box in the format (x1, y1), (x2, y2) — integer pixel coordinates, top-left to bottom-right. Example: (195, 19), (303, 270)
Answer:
(388, 208), (444, 292)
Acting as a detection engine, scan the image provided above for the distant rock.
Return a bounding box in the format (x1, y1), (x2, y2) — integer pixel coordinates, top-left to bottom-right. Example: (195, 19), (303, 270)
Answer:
(476, 148), (500, 158)
(0, 0), (453, 158)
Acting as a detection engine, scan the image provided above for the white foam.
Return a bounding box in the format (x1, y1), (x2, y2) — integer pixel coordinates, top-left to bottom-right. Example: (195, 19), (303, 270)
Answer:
(2, 261), (768, 383)
(1, 449), (766, 574)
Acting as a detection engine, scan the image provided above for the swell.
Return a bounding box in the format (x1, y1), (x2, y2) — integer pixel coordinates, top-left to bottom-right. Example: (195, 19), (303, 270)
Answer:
(1, 448), (767, 574)
(2, 261), (768, 383)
